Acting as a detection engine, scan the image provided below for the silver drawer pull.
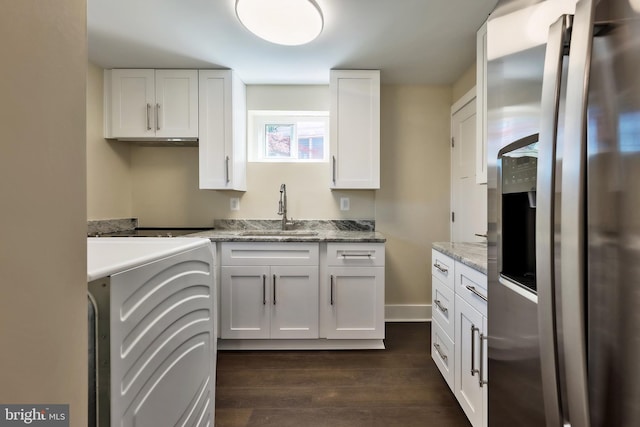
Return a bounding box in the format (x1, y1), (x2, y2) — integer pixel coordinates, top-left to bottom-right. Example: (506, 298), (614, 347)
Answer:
(434, 299), (448, 314)
(342, 253), (372, 259)
(465, 285), (488, 302)
(433, 263), (448, 274)
(433, 343), (448, 362)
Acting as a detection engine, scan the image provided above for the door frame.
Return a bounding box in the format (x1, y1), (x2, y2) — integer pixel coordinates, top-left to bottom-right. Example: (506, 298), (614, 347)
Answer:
(450, 87), (477, 241)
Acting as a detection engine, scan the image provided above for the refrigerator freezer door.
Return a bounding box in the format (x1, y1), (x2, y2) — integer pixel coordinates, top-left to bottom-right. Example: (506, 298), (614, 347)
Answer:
(586, 2), (640, 425)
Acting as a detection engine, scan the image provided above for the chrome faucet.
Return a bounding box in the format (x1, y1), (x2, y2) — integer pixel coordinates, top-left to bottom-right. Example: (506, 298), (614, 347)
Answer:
(277, 184), (293, 230)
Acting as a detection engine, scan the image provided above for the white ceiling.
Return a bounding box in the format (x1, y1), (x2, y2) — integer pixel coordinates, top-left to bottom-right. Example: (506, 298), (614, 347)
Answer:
(88, 0), (498, 85)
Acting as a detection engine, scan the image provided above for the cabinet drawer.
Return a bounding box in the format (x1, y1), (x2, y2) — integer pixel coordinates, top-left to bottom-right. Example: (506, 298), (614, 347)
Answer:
(455, 262), (487, 317)
(432, 275), (455, 339)
(326, 243), (385, 267)
(432, 249), (454, 289)
(221, 242), (319, 266)
(431, 319), (454, 391)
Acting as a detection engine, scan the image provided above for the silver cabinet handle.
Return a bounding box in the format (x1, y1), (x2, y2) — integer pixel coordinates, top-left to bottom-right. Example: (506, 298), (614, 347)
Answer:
(341, 253), (372, 259)
(262, 274), (266, 305)
(273, 274), (276, 305)
(479, 333), (488, 387)
(471, 324), (479, 376)
(433, 263), (448, 274)
(155, 103), (160, 130)
(225, 156), (230, 184)
(146, 103), (151, 130)
(465, 285), (487, 302)
(332, 155), (336, 184)
(474, 233), (488, 238)
(330, 275), (334, 305)
(434, 299), (448, 314)
(433, 343), (447, 362)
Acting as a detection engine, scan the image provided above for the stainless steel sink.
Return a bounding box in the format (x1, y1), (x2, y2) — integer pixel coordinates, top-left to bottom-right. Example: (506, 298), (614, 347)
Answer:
(238, 230), (318, 237)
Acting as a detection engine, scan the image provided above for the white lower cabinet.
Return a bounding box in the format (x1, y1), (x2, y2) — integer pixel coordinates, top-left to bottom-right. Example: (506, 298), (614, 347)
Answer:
(220, 243), (319, 339)
(219, 241), (385, 348)
(455, 295), (488, 427)
(324, 243), (385, 339)
(432, 248), (487, 427)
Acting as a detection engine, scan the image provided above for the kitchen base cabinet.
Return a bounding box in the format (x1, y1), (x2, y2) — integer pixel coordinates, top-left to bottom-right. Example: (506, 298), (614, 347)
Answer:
(218, 241), (386, 350)
(220, 243), (319, 340)
(431, 247), (487, 427)
(455, 295), (487, 427)
(325, 266), (384, 339)
(323, 243), (385, 340)
(220, 265), (319, 339)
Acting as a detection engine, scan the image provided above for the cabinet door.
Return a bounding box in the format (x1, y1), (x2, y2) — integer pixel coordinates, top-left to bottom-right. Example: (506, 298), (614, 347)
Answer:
(270, 266), (319, 339)
(220, 266), (270, 339)
(330, 70), (380, 189)
(199, 70), (247, 191)
(109, 69), (155, 138)
(325, 266), (384, 339)
(109, 246), (215, 427)
(455, 294), (485, 427)
(155, 70), (198, 138)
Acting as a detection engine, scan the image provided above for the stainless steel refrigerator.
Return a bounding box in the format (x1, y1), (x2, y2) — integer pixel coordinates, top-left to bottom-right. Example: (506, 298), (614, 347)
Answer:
(487, 0), (640, 425)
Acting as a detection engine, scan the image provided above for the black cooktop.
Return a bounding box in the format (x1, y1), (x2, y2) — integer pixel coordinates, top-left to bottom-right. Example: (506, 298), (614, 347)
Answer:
(96, 227), (213, 237)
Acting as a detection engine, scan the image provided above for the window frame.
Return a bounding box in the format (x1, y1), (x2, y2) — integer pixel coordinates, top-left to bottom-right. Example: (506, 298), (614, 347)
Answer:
(248, 110), (330, 163)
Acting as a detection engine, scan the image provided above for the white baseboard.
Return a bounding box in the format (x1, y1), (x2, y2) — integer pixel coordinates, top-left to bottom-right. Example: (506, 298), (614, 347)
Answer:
(385, 304), (432, 322)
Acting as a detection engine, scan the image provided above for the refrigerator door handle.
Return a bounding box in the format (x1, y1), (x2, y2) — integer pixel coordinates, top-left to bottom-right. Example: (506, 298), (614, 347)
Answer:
(560, 0), (596, 425)
(536, 13), (571, 427)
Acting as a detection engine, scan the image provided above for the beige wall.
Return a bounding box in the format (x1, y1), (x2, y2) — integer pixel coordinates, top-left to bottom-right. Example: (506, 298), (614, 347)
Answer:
(0, 1), (87, 425)
(377, 85), (452, 306)
(452, 62), (476, 101)
(86, 74), (457, 310)
(87, 63), (133, 220)
(128, 84), (375, 226)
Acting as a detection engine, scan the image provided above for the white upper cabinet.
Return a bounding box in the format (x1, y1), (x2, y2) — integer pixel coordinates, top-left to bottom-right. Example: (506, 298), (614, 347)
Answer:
(330, 70), (381, 189)
(104, 69), (198, 140)
(476, 21), (488, 184)
(198, 70), (247, 191)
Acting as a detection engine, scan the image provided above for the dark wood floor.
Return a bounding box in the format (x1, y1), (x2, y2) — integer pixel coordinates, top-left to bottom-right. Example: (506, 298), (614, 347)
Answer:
(214, 322), (470, 427)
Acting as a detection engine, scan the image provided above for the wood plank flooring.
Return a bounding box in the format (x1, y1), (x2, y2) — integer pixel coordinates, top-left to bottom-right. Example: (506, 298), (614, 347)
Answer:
(215, 322), (470, 427)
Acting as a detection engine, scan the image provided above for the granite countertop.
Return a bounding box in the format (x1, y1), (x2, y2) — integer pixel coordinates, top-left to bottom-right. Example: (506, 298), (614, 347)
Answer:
(182, 219), (385, 243)
(185, 229), (386, 243)
(432, 241), (487, 274)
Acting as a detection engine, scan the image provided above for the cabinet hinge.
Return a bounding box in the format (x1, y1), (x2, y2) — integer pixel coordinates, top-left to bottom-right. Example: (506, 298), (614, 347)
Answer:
(452, 212), (455, 222)
(451, 137), (455, 148)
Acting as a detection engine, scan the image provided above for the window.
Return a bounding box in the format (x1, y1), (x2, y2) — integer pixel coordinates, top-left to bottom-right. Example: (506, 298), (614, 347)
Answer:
(248, 111), (329, 162)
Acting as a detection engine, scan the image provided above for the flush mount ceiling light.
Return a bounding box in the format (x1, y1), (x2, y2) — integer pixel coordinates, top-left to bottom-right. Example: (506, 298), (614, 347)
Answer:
(235, 0), (324, 46)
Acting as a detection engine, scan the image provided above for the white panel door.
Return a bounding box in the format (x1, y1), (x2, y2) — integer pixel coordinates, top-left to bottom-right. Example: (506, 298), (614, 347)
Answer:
(270, 266), (319, 339)
(455, 294), (485, 427)
(109, 245), (215, 427)
(220, 266), (270, 339)
(326, 266), (384, 339)
(451, 96), (487, 242)
(109, 69), (155, 138)
(155, 70), (198, 138)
